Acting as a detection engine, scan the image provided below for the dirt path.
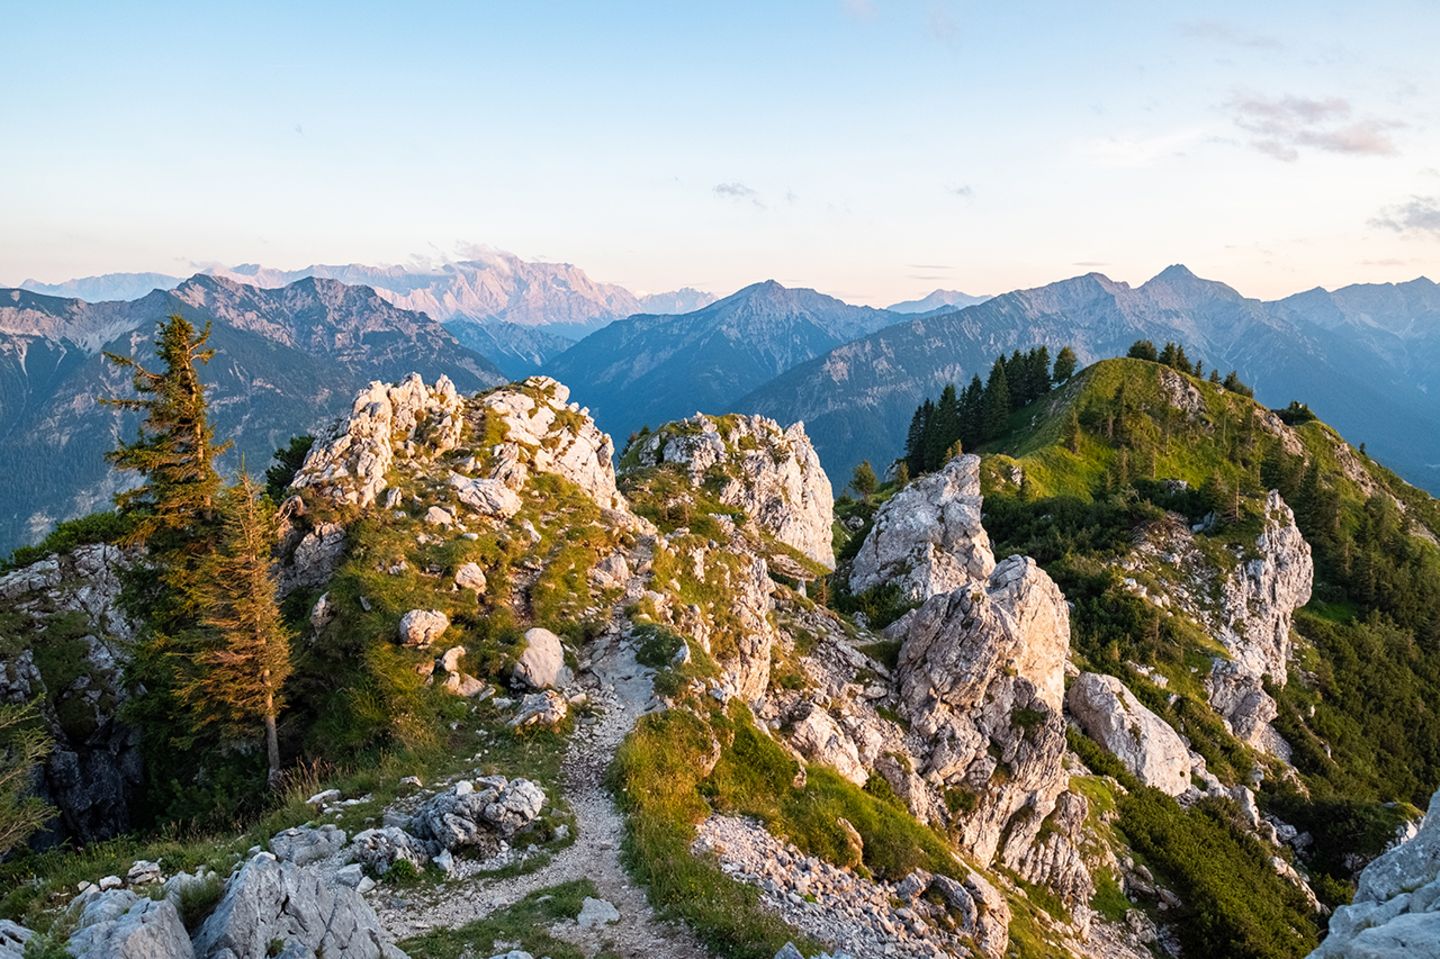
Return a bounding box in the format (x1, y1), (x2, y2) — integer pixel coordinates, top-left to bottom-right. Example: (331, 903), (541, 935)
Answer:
(376, 630), (709, 958)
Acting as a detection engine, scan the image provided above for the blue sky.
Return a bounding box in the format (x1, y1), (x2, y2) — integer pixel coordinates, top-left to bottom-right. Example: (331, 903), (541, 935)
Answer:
(3, 1), (1437, 304)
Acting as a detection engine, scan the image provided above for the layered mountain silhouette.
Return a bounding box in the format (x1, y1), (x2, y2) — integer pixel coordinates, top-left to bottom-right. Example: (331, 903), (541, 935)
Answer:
(741, 266), (1440, 490)
(0, 275), (502, 550)
(544, 280), (901, 444)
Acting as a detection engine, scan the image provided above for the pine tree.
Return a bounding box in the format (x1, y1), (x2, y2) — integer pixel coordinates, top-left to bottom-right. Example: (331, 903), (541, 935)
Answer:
(187, 475), (294, 787)
(1159, 341), (1179, 368)
(1053, 346), (1078, 383)
(924, 384), (960, 470)
(981, 359), (1011, 439)
(958, 375), (985, 450)
(1128, 339), (1158, 362)
(850, 460), (879, 502)
(1063, 407), (1082, 453)
(104, 315), (231, 622)
(1173, 344), (1192, 372)
(903, 404), (929, 477)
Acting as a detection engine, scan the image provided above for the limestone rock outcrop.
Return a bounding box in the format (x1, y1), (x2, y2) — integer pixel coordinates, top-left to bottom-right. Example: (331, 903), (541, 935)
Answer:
(66, 889), (194, 959)
(1310, 787), (1440, 958)
(850, 455), (994, 602)
(1121, 490), (1313, 757)
(293, 373), (463, 508)
(623, 413), (835, 569)
(0, 544), (142, 846)
(1067, 673), (1192, 796)
(192, 853), (406, 959)
(479, 377), (624, 510)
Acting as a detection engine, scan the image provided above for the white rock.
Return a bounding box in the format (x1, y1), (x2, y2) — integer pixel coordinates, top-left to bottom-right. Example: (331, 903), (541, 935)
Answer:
(454, 562), (487, 593)
(576, 896), (621, 928)
(398, 609), (450, 647)
(1066, 673), (1192, 796)
(851, 455), (994, 601)
(513, 627), (568, 689)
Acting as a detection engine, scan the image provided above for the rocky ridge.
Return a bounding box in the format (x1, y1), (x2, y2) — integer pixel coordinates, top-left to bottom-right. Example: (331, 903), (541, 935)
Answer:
(1310, 785), (1440, 958)
(0, 544), (141, 845)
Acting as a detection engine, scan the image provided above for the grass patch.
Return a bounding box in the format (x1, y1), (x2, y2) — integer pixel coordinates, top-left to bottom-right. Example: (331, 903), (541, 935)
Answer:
(400, 879), (597, 959)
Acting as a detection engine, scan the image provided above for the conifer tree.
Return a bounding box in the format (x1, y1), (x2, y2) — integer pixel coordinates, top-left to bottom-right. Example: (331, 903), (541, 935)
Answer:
(1053, 346), (1078, 383)
(903, 405), (929, 477)
(187, 475), (294, 786)
(104, 315), (231, 622)
(958, 375), (985, 450)
(1128, 339), (1158, 362)
(924, 384), (961, 471)
(981, 359), (1011, 439)
(1063, 407), (1082, 453)
(0, 702), (52, 856)
(849, 460), (879, 502)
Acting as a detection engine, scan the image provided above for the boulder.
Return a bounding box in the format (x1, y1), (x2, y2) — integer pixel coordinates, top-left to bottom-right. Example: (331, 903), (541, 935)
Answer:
(448, 473), (522, 519)
(422, 506), (455, 527)
(397, 610), (449, 647)
(787, 704), (867, 786)
(347, 827), (430, 875)
(850, 454), (994, 602)
(66, 889), (194, 959)
(1066, 672), (1192, 796)
(484, 778), (547, 836)
(453, 562), (487, 593)
(513, 627), (567, 689)
(0, 921), (30, 959)
(192, 854), (407, 959)
(269, 825), (348, 866)
(576, 896), (621, 929)
(509, 690), (569, 729)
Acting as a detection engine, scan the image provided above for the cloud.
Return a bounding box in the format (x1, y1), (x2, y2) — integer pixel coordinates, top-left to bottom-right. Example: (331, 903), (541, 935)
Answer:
(714, 181), (764, 208)
(1227, 93), (1401, 161)
(1179, 19), (1281, 50)
(1372, 196), (1440, 237)
(909, 263), (950, 271)
(840, 0), (874, 18)
(948, 184), (974, 198)
(1079, 129), (1203, 168)
(1072, 260), (1109, 268)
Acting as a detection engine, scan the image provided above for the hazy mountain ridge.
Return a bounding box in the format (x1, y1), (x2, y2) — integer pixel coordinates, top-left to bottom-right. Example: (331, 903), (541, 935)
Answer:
(0, 276), (503, 550)
(546, 279), (902, 443)
(740, 265), (1440, 492)
(886, 288), (990, 314)
(20, 254), (718, 338)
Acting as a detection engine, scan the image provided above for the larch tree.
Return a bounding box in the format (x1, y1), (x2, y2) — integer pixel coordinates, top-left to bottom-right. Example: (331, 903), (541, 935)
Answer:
(187, 474), (294, 786)
(0, 701), (52, 857)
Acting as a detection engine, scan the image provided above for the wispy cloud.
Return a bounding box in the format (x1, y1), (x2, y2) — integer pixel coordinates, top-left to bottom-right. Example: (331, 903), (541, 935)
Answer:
(840, 0), (874, 19)
(1227, 93), (1401, 161)
(948, 184), (974, 199)
(1078, 129), (1204, 168)
(713, 181), (765, 209)
(1372, 196), (1440, 237)
(909, 263), (950, 271)
(1179, 19), (1281, 50)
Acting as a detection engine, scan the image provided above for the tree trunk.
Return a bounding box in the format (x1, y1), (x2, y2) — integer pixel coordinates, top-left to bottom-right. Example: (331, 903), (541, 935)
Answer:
(264, 689), (281, 789)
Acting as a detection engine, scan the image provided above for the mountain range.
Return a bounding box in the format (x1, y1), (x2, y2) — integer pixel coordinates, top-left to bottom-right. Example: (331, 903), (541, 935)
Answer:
(545, 279), (902, 443)
(741, 266), (1440, 490)
(6, 260), (1440, 552)
(0, 275), (502, 549)
(885, 288), (991, 314)
(21, 251), (719, 341)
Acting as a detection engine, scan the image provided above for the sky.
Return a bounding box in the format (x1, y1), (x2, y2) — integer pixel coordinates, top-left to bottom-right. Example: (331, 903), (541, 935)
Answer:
(3, 0), (1438, 305)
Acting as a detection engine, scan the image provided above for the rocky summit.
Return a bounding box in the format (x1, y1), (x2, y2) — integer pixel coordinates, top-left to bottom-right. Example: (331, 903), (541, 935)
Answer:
(5, 351), (1440, 959)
